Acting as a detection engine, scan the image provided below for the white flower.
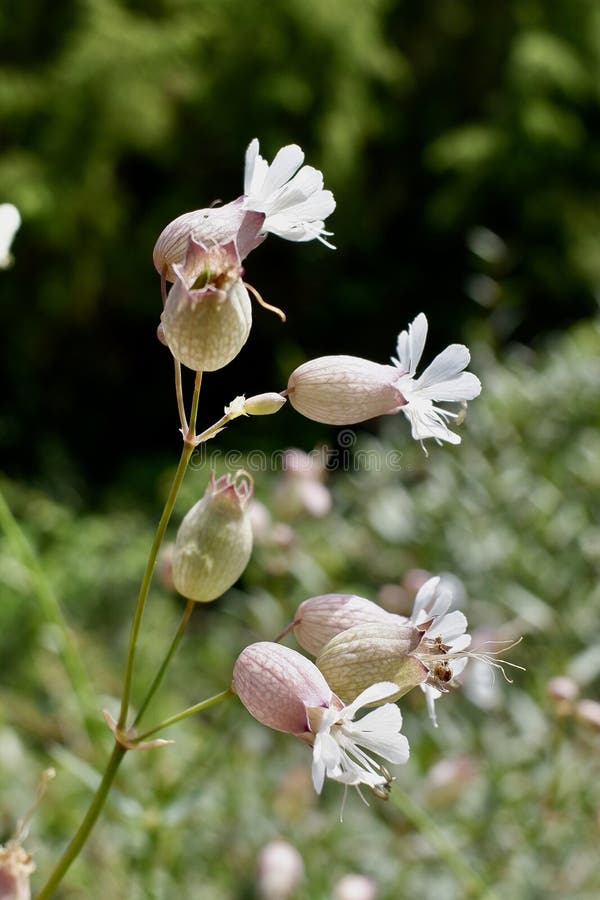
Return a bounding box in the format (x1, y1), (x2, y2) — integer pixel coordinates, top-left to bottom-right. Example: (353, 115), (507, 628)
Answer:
(408, 576), (471, 727)
(244, 139), (336, 247)
(392, 313), (481, 447)
(309, 681), (409, 794)
(0, 203), (21, 269)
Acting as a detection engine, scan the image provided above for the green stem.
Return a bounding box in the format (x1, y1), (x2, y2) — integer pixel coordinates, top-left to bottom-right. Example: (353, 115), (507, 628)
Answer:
(390, 786), (498, 899)
(132, 598), (195, 728)
(35, 742), (127, 900)
(117, 371), (203, 731)
(0, 486), (99, 741)
(134, 689), (233, 743)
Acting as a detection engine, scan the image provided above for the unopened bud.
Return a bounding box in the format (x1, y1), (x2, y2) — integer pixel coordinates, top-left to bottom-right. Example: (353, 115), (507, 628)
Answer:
(244, 392), (287, 416)
(294, 594), (405, 656)
(316, 622), (428, 703)
(286, 356), (406, 425)
(173, 471), (253, 603)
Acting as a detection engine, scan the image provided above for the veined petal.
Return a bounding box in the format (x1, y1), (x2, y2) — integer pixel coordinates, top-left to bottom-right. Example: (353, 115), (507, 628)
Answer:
(415, 344), (471, 391)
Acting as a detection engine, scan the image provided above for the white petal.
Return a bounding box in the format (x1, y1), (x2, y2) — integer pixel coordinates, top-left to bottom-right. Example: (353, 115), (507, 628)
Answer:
(450, 657), (469, 677)
(417, 372), (482, 402)
(416, 344), (471, 391)
(422, 684), (441, 726)
(433, 610), (468, 642)
(401, 399), (462, 444)
(350, 708), (410, 764)
(261, 144), (304, 195)
(395, 313), (428, 375)
(449, 633), (472, 653)
(344, 681), (402, 718)
(411, 576), (441, 620)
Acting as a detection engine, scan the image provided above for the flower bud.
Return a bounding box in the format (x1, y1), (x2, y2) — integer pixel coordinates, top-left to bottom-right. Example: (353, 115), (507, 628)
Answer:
(257, 840), (304, 900)
(316, 622), (428, 703)
(286, 356), (406, 425)
(172, 471), (253, 603)
(244, 392), (287, 415)
(294, 594), (405, 656)
(160, 237), (251, 372)
(232, 642), (334, 736)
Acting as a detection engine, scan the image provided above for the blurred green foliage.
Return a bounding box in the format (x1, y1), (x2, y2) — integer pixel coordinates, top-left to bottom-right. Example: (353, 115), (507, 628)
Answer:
(1, 318), (599, 897)
(2, 0), (600, 493)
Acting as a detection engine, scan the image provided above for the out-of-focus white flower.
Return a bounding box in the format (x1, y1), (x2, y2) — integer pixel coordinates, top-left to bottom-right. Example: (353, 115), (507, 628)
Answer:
(0, 204), (21, 270)
(232, 643), (409, 795)
(243, 139), (335, 246)
(333, 873), (378, 900)
(407, 576), (471, 727)
(257, 840), (304, 900)
(392, 313), (481, 447)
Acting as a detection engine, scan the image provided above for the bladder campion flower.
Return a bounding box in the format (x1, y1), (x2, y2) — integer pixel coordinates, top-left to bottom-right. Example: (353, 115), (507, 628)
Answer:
(285, 313), (481, 445)
(232, 642), (409, 795)
(391, 313), (481, 447)
(406, 576), (471, 726)
(172, 471), (253, 603)
(153, 138), (335, 280)
(160, 228), (255, 372)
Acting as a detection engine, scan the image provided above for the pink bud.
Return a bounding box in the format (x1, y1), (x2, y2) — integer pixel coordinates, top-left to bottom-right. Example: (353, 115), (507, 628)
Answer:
(286, 356), (406, 425)
(232, 642), (334, 737)
(294, 594), (405, 656)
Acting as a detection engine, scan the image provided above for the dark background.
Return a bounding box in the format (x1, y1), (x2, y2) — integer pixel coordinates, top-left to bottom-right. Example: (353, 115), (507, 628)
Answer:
(2, 0), (599, 501)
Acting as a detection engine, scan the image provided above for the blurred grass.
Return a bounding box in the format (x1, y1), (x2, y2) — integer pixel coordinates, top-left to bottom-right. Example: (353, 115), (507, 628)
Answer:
(1, 318), (600, 898)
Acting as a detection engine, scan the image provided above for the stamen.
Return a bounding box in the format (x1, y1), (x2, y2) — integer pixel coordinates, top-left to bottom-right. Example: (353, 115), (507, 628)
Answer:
(244, 281), (286, 322)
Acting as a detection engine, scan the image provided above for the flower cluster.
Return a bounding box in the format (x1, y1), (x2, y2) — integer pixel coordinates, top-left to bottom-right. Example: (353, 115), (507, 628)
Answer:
(151, 139), (500, 806)
(232, 576), (479, 799)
